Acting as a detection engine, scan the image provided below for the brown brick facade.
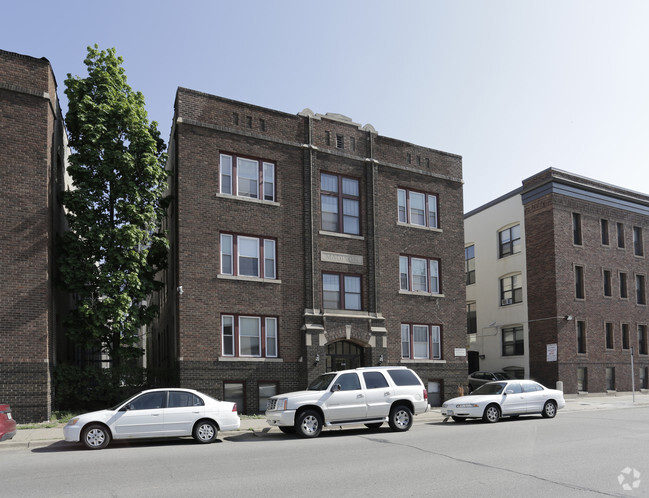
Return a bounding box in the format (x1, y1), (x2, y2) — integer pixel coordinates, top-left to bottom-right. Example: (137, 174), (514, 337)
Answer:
(155, 89), (467, 412)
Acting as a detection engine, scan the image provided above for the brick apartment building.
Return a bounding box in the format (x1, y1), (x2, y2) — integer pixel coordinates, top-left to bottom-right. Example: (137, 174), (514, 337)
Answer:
(0, 50), (70, 422)
(151, 88), (468, 412)
(465, 168), (649, 394)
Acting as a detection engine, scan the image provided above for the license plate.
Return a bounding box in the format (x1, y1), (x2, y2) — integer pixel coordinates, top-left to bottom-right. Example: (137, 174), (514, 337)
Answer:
(7, 413), (12, 419)
(446, 409), (453, 415)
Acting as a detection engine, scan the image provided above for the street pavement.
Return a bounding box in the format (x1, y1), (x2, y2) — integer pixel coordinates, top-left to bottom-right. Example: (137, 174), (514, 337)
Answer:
(2, 392), (648, 451)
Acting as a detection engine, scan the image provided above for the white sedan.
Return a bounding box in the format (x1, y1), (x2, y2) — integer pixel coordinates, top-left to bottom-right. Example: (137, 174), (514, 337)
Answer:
(64, 388), (240, 449)
(441, 380), (565, 423)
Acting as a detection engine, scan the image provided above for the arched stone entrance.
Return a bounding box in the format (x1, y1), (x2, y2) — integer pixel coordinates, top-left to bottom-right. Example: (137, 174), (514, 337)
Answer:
(326, 340), (364, 371)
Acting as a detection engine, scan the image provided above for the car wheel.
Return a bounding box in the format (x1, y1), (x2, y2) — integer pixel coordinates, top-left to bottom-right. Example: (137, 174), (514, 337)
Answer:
(278, 426), (296, 434)
(364, 423), (383, 430)
(81, 423), (110, 450)
(193, 420), (218, 443)
(451, 416), (466, 423)
(388, 405), (413, 432)
(541, 400), (557, 419)
(482, 404), (501, 423)
(296, 410), (323, 438)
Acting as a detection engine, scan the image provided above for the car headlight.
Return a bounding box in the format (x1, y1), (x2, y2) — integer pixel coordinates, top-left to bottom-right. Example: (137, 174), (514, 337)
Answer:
(66, 417), (80, 426)
(455, 403), (479, 408)
(276, 399), (288, 411)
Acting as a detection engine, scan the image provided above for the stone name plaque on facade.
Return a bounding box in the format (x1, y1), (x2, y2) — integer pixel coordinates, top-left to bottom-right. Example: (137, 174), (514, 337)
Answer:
(321, 251), (363, 266)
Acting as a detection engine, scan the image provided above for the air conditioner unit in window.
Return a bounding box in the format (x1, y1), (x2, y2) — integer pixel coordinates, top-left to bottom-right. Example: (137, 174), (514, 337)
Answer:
(501, 298), (513, 306)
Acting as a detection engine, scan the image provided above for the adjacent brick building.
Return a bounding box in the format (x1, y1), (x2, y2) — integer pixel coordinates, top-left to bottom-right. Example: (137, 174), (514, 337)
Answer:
(151, 88), (467, 412)
(465, 168), (649, 395)
(0, 50), (70, 422)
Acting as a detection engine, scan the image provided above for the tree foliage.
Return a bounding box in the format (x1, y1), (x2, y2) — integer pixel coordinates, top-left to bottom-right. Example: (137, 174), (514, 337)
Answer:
(59, 45), (168, 369)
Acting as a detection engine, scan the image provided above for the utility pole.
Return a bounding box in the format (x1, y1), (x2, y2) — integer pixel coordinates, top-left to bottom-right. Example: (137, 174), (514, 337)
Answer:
(631, 346), (635, 404)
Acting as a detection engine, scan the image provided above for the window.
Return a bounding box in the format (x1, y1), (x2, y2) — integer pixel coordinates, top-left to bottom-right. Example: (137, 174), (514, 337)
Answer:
(502, 326), (524, 356)
(321, 173), (360, 235)
(577, 321), (586, 354)
(400, 324), (441, 360)
(572, 213), (582, 245)
(397, 188), (438, 228)
(363, 371), (389, 389)
(221, 315), (278, 358)
(633, 226), (644, 256)
(636, 274), (646, 305)
(322, 273), (361, 310)
(220, 153), (275, 202)
(220, 234), (276, 279)
(325, 131), (331, 145)
(467, 302), (477, 335)
(605, 323), (614, 350)
(500, 274), (522, 306)
(620, 272), (628, 298)
(465, 245), (475, 285)
(258, 382), (278, 412)
(336, 373), (361, 391)
(606, 367), (615, 391)
(350, 137), (356, 151)
(575, 265), (585, 299)
(603, 270), (612, 297)
(168, 391), (204, 408)
(577, 367), (587, 391)
(622, 324), (630, 350)
(336, 134), (344, 149)
(601, 219), (609, 245)
(498, 225), (521, 258)
(129, 392), (165, 410)
(224, 382), (244, 413)
(617, 223), (625, 248)
(259, 118), (266, 132)
(639, 325), (648, 355)
(640, 367), (648, 389)
(399, 255), (441, 294)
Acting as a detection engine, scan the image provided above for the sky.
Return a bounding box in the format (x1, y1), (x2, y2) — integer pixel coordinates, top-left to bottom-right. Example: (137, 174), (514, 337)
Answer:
(4, 0), (649, 212)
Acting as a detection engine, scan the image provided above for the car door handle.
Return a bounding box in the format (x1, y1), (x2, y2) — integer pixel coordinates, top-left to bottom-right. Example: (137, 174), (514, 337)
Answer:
(151, 414), (160, 416)
(357, 394), (364, 399)
(384, 392), (392, 396)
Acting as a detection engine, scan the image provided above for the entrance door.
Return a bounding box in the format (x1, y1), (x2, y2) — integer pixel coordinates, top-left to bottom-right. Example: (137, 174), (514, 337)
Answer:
(326, 341), (363, 372)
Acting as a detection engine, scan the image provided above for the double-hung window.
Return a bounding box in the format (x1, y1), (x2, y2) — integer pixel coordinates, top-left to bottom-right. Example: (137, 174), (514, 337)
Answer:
(220, 153), (275, 201)
(634, 226), (644, 256)
(397, 188), (438, 228)
(220, 234), (276, 279)
(401, 324), (441, 360)
(498, 225), (521, 258)
(502, 326), (524, 356)
(639, 325), (648, 355)
(322, 273), (362, 310)
(222, 315), (278, 358)
(637, 274), (646, 305)
(465, 245), (475, 285)
(399, 255), (441, 294)
(500, 274), (522, 306)
(321, 173), (360, 235)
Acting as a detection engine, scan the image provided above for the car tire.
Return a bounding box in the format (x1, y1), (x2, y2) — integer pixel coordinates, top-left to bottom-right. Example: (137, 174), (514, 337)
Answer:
(296, 410), (323, 438)
(193, 420), (218, 443)
(451, 416), (466, 423)
(364, 423), (383, 430)
(541, 400), (557, 419)
(388, 405), (413, 432)
(278, 426), (296, 434)
(482, 404), (501, 423)
(81, 423), (110, 450)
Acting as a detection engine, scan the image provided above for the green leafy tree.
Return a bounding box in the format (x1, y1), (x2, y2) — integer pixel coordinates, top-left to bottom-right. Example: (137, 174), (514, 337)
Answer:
(59, 45), (168, 372)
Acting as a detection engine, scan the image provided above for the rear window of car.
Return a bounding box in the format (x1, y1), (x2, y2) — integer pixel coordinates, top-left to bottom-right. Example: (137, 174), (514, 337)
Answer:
(387, 369), (421, 386)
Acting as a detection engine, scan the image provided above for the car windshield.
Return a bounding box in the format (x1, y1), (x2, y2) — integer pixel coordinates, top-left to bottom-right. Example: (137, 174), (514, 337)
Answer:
(470, 382), (506, 396)
(307, 373), (336, 391)
(493, 372), (512, 380)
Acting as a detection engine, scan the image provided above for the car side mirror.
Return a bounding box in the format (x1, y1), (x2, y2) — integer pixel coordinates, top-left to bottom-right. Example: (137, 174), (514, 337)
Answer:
(331, 384), (342, 392)
(120, 403), (133, 411)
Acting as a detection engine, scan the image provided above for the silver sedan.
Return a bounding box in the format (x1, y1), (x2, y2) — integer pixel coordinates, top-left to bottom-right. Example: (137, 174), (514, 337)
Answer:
(441, 380), (565, 423)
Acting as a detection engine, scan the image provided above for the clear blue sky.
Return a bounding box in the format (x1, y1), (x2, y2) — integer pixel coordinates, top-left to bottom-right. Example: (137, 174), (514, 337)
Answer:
(4, 0), (649, 212)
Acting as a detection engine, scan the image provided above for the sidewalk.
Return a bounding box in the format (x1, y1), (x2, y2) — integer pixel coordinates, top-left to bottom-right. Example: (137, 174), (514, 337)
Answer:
(3, 393), (648, 450)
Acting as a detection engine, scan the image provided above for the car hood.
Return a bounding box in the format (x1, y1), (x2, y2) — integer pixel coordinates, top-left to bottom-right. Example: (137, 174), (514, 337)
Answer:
(444, 394), (502, 406)
(272, 390), (322, 400)
(74, 409), (117, 423)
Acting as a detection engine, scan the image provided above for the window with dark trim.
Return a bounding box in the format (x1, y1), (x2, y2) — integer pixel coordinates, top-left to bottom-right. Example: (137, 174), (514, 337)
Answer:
(223, 382), (245, 413)
(577, 321), (586, 354)
(641, 367), (648, 389)
(502, 326), (524, 356)
(322, 273), (362, 310)
(575, 265), (585, 299)
(222, 315), (278, 358)
(620, 272), (628, 299)
(465, 245), (475, 285)
(572, 213), (582, 245)
(400, 255), (441, 294)
(633, 226), (644, 256)
(577, 367), (587, 391)
(637, 274), (646, 305)
(617, 223), (625, 248)
(622, 323), (630, 350)
(601, 219), (609, 245)
(498, 225), (521, 258)
(606, 367), (615, 390)
(603, 269), (612, 297)
(639, 325), (648, 355)
(220, 153), (275, 202)
(220, 233), (276, 279)
(467, 302), (477, 335)
(500, 274), (522, 306)
(397, 188), (438, 228)
(605, 322), (614, 350)
(321, 173), (360, 235)
(401, 323), (442, 359)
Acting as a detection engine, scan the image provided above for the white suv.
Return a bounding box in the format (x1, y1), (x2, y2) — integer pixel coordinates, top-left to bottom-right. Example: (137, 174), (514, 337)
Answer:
(265, 367), (429, 437)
